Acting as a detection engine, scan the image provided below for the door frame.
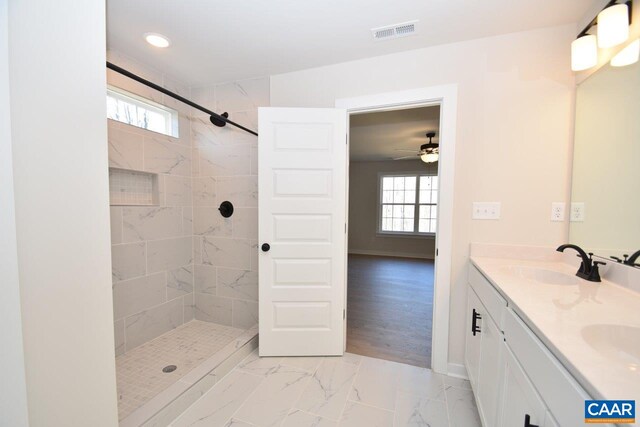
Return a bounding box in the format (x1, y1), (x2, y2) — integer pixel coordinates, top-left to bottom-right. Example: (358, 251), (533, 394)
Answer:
(336, 85), (458, 374)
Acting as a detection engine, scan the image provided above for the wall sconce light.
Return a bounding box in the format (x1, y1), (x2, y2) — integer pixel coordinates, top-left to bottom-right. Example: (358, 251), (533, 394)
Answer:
(611, 38), (640, 66)
(572, 35), (598, 71)
(598, 3), (630, 48)
(571, 0), (633, 72)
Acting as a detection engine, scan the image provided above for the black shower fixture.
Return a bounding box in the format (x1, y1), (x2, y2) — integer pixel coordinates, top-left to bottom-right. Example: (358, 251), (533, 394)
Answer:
(210, 112), (229, 127)
(218, 201), (234, 218)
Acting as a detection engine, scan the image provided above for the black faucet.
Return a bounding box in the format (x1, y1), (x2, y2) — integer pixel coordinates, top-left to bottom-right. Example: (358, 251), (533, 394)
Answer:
(623, 250), (640, 267)
(556, 244), (606, 282)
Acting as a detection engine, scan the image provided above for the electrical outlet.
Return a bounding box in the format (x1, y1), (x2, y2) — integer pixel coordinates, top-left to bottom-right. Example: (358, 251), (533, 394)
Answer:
(551, 202), (565, 221)
(472, 202), (501, 220)
(570, 202), (585, 222)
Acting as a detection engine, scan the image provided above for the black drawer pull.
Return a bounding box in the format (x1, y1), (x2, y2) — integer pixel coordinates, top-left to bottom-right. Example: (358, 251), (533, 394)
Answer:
(524, 414), (539, 427)
(472, 308), (481, 336)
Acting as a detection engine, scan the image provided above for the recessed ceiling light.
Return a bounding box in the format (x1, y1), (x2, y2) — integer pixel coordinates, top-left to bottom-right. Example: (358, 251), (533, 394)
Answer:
(144, 33), (170, 48)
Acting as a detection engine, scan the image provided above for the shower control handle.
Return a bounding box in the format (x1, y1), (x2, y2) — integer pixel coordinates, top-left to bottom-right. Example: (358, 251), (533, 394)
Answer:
(261, 243), (271, 252)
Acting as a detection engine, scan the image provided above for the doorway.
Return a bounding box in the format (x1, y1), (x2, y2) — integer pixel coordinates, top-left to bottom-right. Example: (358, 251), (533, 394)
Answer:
(346, 106), (440, 368)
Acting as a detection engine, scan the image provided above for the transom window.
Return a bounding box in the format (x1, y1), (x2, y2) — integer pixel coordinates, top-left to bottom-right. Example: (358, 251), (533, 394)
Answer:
(107, 87), (179, 137)
(379, 174), (438, 235)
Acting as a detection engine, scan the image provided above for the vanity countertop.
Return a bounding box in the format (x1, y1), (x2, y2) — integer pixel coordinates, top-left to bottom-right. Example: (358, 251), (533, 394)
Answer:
(470, 256), (640, 404)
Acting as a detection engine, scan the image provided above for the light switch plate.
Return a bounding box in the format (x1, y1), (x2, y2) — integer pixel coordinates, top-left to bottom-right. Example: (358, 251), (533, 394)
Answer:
(551, 202), (565, 221)
(570, 202), (585, 222)
(472, 202), (501, 220)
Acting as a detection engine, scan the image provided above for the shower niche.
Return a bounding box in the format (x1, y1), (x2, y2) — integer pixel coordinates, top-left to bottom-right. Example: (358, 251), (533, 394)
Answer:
(108, 167), (159, 206)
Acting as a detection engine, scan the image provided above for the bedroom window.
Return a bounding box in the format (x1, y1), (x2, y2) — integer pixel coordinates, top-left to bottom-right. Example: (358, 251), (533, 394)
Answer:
(379, 174), (438, 235)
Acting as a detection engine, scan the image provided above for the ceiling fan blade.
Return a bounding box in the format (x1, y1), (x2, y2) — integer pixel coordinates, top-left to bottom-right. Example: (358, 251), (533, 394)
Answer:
(392, 155), (419, 160)
(393, 149), (419, 152)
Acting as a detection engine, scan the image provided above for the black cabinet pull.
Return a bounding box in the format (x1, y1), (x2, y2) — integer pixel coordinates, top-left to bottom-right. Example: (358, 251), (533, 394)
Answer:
(472, 308), (481, 336)
(261, 243), (271, 252)
(524, 414), (539, 427)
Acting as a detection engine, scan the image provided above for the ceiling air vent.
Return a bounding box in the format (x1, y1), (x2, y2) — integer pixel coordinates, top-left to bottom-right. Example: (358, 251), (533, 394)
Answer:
(372, 20), (418, 41)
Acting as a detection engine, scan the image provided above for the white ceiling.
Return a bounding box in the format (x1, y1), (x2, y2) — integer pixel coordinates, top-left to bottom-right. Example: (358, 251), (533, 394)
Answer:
(106, 0), (592, 86)
(350, 106), (440, 162)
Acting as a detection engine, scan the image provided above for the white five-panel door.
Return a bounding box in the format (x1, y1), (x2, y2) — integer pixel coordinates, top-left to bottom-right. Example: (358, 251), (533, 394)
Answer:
(258, 107), (347, 356)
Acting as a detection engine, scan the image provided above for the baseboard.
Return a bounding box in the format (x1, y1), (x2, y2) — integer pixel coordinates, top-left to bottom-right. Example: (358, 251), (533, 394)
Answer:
(447, 362), (469, 379)
(348, 249), (434, 260)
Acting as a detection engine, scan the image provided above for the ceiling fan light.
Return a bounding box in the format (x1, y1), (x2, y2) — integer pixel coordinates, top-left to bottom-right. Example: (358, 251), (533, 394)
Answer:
(421, 152), (439, 163)
(597, 3), (630, 48)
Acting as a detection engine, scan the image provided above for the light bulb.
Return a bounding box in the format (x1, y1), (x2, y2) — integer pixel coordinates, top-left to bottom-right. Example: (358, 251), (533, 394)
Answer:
(421, 152), (439, 163)
(144, 33), (171, 48)
(571, 35), (598, 71)
(598, 4), (629, 48)
(611, 39), (640, 67)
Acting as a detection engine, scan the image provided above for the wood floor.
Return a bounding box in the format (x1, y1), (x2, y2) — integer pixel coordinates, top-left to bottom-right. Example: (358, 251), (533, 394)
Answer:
(346, 254), (434, 368)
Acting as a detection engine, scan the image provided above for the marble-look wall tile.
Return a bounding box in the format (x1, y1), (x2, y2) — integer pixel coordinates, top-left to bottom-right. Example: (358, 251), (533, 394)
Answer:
(232, 299), (258, 329)
(217, 176), (258, 208)
(190, 86), (216, 115)
(183, 293), (195, 322)
(167, 265), (194, 300)
(114, 319), (125, 357)
(217, 268), (258, 301)
(194, 294), (233, 325)
(215, 77), (270, 113)
(124, 297), (183, 350)
(113, 272), (166, 320)
(202, 237), (251, 270)
(147, 236), (193, 273)
(194, 264), (217, 295)
(122, 207), (184, 242)
(163, 175), (192, 206)
(193, 236), (203, 265)
(112, 242), (146, 281)
(182, 206), (193, 236)
(108, 126), (144, 170)
(233, 208), (258, 239)
(193, 206), (232, 237)
(198, 144), (251, 177)
(250, 239), (259, 272)
(110, 207), (123, 245)
(250, 142), (258, 176)
(192, 176), (217, 206)
(144, 137), (191, 176)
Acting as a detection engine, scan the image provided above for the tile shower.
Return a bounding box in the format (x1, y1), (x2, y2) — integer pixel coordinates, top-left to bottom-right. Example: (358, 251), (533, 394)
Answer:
(106, 51), (267, 421)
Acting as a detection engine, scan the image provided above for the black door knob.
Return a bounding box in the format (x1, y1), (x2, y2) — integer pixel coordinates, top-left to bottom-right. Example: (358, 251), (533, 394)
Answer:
(261, 243), (270, 252)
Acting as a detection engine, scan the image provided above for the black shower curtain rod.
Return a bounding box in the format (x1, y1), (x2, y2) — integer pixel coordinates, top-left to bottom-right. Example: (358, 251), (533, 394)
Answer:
(106, 61), (258, 137)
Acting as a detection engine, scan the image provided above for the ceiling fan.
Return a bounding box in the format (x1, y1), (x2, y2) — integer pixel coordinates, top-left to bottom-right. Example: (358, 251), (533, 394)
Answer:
(393, 131), (439, 163)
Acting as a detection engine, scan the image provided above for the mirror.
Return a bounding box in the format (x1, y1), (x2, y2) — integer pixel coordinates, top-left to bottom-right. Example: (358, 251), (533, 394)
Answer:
(570, 59), (639, 267)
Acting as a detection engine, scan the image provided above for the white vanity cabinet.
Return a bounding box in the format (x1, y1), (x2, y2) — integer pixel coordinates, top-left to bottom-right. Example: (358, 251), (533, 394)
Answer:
(465, 264), (604, 427)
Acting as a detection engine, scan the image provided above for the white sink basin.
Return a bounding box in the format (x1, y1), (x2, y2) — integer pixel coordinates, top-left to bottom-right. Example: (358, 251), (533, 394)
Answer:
(581, 324), (640, 370)
(500, 266), (580, 285)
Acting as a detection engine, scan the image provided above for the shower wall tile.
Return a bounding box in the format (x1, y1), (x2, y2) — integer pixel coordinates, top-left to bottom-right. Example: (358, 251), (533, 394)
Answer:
(147, 236), (193, 273)
(164, 175), (193, 206)
(124, 297), (184, 350)
(113, 272), (167, 320)
(232, 299), (259, 329)
(192, 177), (217, 206)
(250, 143), (258, 176)
(202, 237), (251, 270)
(194, 264), (217, 295)
(190, 86), (215, 116)
(167, 265), (194, 300)
(111, 242), (146, 281)
(144, 138), (191, 176)
(109, 51), (195, 355)
(193, 206), (232, 236)
(250, 239), (259, 272)
(110, 207), (123, 245)
(233, 208), (258, 239)
(198, 144), (251, 177)
(114, 319), (125, 357)
(193, 236), (203, 265)
(216, 176), (258, 208)
(122, 207), (184, 242)
(215, 77), (270, 113)
(195, 294), (233, 326)
(108, 126), (144, 170)
(217, 269), (258, 301)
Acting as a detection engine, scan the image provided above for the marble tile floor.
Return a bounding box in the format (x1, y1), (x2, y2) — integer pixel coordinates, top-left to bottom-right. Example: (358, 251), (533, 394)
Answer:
(170, 349), (481, 427)
(117, 320), (247, 420)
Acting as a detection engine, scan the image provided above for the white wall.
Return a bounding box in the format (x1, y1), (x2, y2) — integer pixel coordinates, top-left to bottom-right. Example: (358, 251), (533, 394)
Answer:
(8, 0), (119, 425)
(0, 1), (29, 425)
(271, 25), (576, 368)
(349, 160), (437, 259)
